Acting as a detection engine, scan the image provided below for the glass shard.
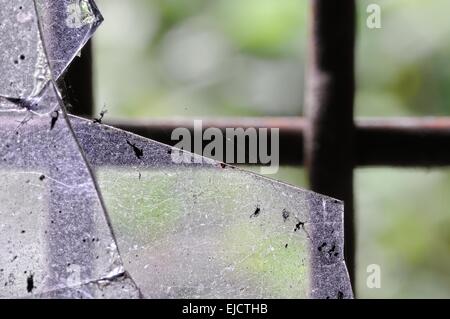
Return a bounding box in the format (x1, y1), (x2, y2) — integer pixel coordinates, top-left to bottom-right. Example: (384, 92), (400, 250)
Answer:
(0, 1), (50, 102)
(33, 272), (141, 299)
(0, 0), (138, 299)
(70, 116), (354, 299)
(0, 84), (125, 298)
(0, 0), (103, 107)
(34, 0), (103, 79)
(1, 0), (352, 299)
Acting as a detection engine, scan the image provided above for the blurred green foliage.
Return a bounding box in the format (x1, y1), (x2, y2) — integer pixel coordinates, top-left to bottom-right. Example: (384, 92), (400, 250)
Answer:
(95, 0), (306, 117)
(356, 169), (450, 298)
(357, 0), (450, 116)
(94, 0), (450, 298)
(215, 0), (306, 55)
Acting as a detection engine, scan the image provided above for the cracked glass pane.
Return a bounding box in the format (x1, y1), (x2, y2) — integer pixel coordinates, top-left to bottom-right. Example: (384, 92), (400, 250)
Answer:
(0, 84), (129, 298)
(0, 0), (102, 107)
(35, 272), (141, 299)
(0, 1), (49, 104)
(71, 117), (353, 299)
(0, 0), (352, 299)
(34, 0), (103, 79)
(0, 1), (139, 298)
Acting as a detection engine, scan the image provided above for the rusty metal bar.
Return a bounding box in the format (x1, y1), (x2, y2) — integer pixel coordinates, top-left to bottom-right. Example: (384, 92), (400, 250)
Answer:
(7, 115), (450, 167)
(304, 0), (356, 284)
(59, 41), (94, 117)
(6, 115), (450, 167)
(103, 117), (450, 167)
(7, 117), (450, 168)
(105, 117), (305, 166)
(356, 118), (450, 167)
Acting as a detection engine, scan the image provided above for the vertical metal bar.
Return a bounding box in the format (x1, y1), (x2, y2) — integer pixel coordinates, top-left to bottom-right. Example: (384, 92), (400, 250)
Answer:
(60, 40), (94, 117)
(304, 0), (356, 286)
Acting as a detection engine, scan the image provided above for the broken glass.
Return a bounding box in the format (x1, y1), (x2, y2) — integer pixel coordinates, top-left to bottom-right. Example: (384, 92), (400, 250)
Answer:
(34, 0), (103, 79)
(0, 0), (139, 298)
(34, 272), (141, 299)
(0, 0), (102, 107)
(0, 1), (49, 106)
(71, 116), (353, 299)
(0, 0), (353, 298)
(0, 83), (138, 298)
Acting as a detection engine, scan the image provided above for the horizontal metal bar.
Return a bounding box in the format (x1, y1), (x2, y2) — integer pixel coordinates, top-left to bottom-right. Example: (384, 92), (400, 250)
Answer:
(356, 118), (450, 167)
(104, 117), (450, 167)
(104, 117), (303, 166)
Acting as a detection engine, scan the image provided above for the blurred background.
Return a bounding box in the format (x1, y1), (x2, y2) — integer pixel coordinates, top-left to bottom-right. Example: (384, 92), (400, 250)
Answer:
(93, 0), (450, 298)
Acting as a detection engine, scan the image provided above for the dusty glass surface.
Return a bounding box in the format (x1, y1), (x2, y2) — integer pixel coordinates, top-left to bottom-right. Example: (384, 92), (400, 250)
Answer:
(0, 85), (126, 298)
(0, 0), (352, 299)
(0, 0), (102, 108)
(0, 1), (49, 106)
(34, 0), (103, 79)
(0, 0), (138, 298)
(35, 272), (141, 299)
(71, 117), (353, 299)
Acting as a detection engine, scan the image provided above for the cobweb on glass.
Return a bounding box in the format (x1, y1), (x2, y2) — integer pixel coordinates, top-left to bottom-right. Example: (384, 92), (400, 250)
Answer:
(71, 116), (354, 299)
(34, 0), (103, 79)
(0, 0), (102, 108)
(0, 1), (49, 107)
(0, 0), (353, 299)
(0, 83), (140, 298)
(0, 0), (139, 298)
(34, 272), (141, 299)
